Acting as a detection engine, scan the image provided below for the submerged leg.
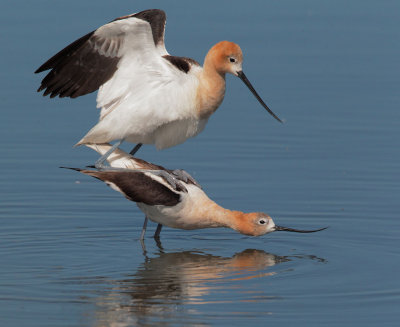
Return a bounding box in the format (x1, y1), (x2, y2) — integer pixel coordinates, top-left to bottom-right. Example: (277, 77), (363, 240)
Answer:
(129, 143), (143, 156)
(154, 224), (163, 239)
(154, 234), (164, 252)
(94, 139), (124, 169)
(140, 238), (147, 256)
(140, 216), (148, 241)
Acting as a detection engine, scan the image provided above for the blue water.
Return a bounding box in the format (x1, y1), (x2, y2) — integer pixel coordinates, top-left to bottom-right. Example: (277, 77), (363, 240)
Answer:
(1, 0), (400, 326)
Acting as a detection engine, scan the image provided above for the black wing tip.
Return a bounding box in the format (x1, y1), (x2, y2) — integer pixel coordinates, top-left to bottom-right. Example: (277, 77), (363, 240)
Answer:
(37, 87), (61, 98)
(136, 9), (166, 18)
(131, 9), (166, 46)
(35, 62), (52, 74)
(34, 67), (44, 74)
(115, 9), (166, 22)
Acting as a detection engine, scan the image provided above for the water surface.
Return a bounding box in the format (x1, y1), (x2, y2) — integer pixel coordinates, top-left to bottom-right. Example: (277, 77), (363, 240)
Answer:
(1, 1), (399, 326)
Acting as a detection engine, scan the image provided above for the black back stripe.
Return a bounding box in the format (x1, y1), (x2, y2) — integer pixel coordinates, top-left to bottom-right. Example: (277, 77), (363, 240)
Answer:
(162, 55), (200, 73)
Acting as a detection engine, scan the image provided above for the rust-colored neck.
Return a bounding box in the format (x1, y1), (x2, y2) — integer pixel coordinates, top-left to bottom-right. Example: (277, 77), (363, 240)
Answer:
(195, 50), (226, 119)
(194, 198), (258, 236)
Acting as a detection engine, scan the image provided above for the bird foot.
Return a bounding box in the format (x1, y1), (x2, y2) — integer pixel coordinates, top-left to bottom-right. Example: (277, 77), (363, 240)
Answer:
(94, 162), (109, 169)
(151, 170), (188, 192)
(94, 139), (124, 169)
(171, 169), (201, 188)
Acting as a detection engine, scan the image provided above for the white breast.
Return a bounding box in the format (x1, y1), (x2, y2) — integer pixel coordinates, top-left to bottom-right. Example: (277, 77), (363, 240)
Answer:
(79, 63), (204, 147)
(149, 117), (209, 149)
(137, 184), (216, 229)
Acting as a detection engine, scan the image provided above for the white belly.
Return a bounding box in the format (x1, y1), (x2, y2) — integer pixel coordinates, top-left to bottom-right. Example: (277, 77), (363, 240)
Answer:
(77, 112), (209, 149)
(77, 60), (208, 148)
(139, 117), (209, 149)
(137, 185), (220, 230)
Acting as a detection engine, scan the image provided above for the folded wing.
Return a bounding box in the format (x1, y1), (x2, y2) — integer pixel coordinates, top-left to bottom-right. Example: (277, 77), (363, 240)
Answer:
(72, 169), (181, 206)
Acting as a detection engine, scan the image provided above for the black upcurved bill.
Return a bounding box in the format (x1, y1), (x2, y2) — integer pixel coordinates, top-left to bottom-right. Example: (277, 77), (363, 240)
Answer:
(274, 226), (328, 233)
(237, 70), (282, 123)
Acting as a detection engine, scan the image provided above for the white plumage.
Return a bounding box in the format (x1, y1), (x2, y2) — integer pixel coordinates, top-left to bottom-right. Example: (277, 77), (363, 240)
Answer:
(86, 16), (204, 149)
(36, 9), (282, 159)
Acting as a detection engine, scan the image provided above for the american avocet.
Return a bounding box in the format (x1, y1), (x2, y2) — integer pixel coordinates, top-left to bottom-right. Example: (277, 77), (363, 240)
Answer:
(36, 9), (282, 167)
(64, 144), (326, 240)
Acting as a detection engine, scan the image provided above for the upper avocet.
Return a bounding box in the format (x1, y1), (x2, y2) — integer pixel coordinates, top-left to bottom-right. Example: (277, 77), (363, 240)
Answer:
(36, 9), (282, 165)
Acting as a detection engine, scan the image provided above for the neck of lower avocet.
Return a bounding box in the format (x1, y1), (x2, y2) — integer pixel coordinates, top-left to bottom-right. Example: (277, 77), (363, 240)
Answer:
(190, 192), (258, 236)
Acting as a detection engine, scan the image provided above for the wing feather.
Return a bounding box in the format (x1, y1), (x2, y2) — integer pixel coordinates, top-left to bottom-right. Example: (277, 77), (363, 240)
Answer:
(72, 169), (181, 206)
(35, 9), (167, 99)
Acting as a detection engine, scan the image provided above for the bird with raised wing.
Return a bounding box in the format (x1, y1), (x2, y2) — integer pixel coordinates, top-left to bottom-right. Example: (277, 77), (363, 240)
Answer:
(36, 9), (282, 167)
(63, 144), (326, 240)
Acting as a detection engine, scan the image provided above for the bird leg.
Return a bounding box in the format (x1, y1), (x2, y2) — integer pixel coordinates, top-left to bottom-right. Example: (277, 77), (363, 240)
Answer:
(154, 224), (162, 239)
(172, 169), (201, 188)
(129, 143), (142, 156)
(154, 236), (164, 252)
(140, 238), (147, 256)
(140, 216), (148, 241)
(151, 170), (188, 192)
(94, 139), (124, 169)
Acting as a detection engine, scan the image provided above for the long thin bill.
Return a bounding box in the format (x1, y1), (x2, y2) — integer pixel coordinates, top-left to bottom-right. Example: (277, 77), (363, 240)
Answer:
(237, 70), (282, 123)
(274, 226), (328, 233)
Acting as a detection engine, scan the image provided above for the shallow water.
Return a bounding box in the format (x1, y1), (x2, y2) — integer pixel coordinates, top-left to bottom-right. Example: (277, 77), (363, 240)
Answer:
(1, 0), (400, 326)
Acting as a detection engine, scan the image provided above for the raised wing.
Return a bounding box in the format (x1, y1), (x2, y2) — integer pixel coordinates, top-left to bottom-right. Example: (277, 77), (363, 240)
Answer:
(35, 9), (167, 98)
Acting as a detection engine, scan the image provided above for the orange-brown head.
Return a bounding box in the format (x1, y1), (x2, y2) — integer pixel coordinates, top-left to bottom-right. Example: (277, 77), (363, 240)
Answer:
(204, 41), (283, 123)
(231, 211), (328, 236)
(206, 41), (244, 76)
(233, 212), (276, 237)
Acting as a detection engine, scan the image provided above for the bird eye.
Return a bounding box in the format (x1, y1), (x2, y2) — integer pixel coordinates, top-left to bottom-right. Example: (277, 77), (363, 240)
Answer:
(258, 219), (267, 225)
(229, 57), (236, 63)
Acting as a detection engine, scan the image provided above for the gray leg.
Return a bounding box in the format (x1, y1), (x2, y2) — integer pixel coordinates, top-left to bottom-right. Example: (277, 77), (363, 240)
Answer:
(140, 216), (148, 241)
(151, 170), (187, 192)
(154, 235), (163, 252)
(172, 169), (201, 188)
(154, 224), (162, 239)
(140, 238), (147, 256)
(129, 143), (142, 156)
(95, 139), (124, 169)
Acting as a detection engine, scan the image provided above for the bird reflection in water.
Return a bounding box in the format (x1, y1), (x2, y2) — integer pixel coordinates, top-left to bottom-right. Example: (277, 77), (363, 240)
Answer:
(85, 247), (325, 326)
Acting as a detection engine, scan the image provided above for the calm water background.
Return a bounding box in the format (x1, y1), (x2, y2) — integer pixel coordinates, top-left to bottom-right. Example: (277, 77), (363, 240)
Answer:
(1, 0), (399, 326)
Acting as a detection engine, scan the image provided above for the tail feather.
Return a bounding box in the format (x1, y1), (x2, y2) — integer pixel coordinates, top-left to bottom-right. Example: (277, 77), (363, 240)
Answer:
(60, 166), (82, 172)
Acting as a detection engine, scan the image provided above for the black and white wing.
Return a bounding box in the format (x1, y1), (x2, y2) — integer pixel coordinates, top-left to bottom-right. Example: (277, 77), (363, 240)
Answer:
(71, 168), (181, 206)
(35, 9), (167, 98)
